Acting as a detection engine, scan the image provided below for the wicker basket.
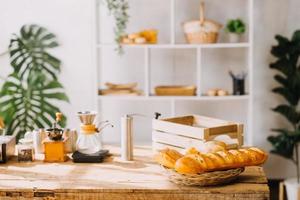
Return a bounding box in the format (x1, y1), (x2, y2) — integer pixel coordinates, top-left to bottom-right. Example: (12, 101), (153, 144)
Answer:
(183, 2), (222, 44)
(155, 85), (196, 96)
(163, 166), (244, 186)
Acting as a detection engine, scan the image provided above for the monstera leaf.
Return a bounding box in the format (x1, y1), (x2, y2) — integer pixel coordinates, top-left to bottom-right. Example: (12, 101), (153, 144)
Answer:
(0, 73), (69, 139)
(9, 24), (60, 80)
(0, 24), (69, 140)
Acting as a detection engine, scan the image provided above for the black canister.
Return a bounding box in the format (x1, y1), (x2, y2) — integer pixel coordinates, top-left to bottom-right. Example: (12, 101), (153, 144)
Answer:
(229, 70), (247, 95)
(233, 78), (245, 95)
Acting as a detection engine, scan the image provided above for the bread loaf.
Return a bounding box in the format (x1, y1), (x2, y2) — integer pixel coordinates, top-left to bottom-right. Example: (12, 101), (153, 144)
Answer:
(186, 140), (226, 154)
(203, 141), (226, 153)
(174, 156), (203, 174)
(186, 147), (200, 155)
(154, 148), (183, 169)
(174, 148), (267, 174)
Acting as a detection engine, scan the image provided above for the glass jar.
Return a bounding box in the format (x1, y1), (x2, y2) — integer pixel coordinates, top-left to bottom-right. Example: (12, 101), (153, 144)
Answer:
(17, 138), (34, 162)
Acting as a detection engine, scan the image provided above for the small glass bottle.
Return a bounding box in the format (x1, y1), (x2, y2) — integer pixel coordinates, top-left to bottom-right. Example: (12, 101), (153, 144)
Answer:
(17, 138), (34, 162)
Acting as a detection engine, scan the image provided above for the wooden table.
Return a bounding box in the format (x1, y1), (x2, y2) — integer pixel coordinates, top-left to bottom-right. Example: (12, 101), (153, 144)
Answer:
(0, 146), (269, 200)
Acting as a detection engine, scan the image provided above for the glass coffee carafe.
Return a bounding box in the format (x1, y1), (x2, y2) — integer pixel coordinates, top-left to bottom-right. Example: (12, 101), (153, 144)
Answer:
(76, 111), (113, 154)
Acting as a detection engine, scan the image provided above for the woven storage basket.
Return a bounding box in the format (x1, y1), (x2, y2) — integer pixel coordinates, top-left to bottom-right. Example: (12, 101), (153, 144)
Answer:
(163, 166), (244, 186)
(183, 2), (222, 44)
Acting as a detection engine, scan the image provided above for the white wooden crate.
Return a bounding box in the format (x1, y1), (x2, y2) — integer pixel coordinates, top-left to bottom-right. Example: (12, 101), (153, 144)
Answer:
(152, 115), (243, 151)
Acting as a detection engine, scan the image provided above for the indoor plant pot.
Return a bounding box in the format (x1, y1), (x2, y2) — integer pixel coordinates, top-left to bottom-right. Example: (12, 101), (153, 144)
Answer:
(225, 19), (245, 43)
(228, 33), (242, 43)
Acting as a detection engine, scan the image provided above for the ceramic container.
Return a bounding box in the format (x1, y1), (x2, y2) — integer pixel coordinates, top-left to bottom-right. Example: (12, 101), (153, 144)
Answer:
(228, 33), (242, 43)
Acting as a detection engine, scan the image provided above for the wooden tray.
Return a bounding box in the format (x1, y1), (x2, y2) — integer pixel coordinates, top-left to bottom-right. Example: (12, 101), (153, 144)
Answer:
(152, 115), (243, 151)
(155, 85), (196, 96)
(105, 82), (137, 90)
(99, 89), (141, 96)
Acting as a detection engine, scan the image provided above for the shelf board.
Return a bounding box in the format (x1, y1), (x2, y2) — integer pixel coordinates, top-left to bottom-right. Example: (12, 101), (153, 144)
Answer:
(98, 95), (249, 101)
(97, 43), (250, 49)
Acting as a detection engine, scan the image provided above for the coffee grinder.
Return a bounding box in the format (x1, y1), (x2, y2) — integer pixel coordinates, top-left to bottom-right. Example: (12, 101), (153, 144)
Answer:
(43, 112), (68, 162)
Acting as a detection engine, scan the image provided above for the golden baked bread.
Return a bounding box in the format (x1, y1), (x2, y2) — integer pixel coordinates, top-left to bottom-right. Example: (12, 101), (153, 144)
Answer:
(128, 33), (140, 40)
(154, 148), (183, 169)
(215, 151), (235, 166)
(173, 147), (268, 174)
(122, 37), (133, 44)
(247, 147), (268, 165)
(207, 89), (218, 96)
(134, 37), (146, 44)
(174, 156), (204, 174)
(205, 152), (226, 169)
(186, 140), (227, 155)
(186, 153), (207, 169)
(204, 141), (226, 152)
(217, 89), (229, 96)
(228, 149), (248, 167)
(185, 147), (201, 155)
(201, 154), (215, 170)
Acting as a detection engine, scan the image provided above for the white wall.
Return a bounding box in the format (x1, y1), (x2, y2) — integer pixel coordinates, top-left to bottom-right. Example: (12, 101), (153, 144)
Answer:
(0, 0), (96, 130)
(0, 0), (299, 179)
(253, 0), (300, 179)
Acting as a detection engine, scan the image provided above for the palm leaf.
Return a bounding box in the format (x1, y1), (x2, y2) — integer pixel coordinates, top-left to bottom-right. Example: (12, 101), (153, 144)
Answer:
(270, 57), (296, 77)
(272, 87), (299, 106)
(0, 24), (69, 140)
(271, 35), (290, 58)
(292, 31), (300, 45)
(273, 104), (300, 125)
(268, 129), (296, 159)
(9, 24), (60, 80)
(0, 72), (68, 139)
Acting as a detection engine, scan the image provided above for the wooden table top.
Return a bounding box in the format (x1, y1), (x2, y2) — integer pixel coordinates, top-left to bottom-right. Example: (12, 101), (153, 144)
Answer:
(0, 145), (269, 200)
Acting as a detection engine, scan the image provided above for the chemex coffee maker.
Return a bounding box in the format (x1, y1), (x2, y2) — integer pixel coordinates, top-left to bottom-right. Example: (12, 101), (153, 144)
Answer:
(72, 111), (113, 163)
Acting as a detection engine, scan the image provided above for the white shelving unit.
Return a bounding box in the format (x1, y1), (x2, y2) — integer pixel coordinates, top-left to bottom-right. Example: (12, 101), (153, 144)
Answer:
(94, 0), (254, 145)
(97, 43), (250, 49)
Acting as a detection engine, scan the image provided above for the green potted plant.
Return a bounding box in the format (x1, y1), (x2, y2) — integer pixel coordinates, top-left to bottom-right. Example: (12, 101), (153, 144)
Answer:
(105, 0), (129, 54)
(0, 24), (69, 140)
(267, 30), (300, 200)
(225, 19), (246, 43)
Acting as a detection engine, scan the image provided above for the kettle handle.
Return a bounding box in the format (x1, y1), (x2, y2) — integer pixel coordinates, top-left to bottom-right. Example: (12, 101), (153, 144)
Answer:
(97, 122), (114, 133)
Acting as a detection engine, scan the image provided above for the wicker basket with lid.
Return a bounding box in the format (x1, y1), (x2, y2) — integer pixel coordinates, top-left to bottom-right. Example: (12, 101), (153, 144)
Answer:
(183, 2), (222, 44)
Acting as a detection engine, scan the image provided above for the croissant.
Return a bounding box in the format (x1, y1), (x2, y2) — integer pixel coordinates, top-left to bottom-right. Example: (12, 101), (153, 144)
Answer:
(175, 147), (268, 174)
